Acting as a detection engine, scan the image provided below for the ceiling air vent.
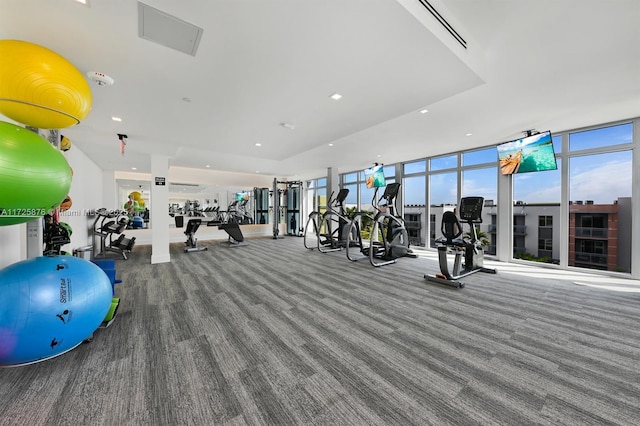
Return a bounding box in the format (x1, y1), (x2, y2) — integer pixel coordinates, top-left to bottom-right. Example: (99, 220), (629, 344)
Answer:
(417, 0), (467, 49)
(138, 2), (203, 56)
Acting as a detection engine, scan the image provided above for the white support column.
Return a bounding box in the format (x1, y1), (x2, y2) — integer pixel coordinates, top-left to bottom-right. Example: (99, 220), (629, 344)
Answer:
(26, 219), (43, 258)
(559, 133), (570, 269)
(151, 154), (170, 264)
(327, 167), (339, 200)
(496, 171), (512, 262)
(631, 118), (640, 279)
(395, 163), (404, 217)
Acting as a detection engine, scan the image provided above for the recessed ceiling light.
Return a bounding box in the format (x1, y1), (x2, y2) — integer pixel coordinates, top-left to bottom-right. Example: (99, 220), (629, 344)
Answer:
(330, 93), (342, 100)
(420, 109), (429, 114)
(112, 116), (122, 122)
(131, 167), (137, 170)
(205, 165), (210, 168)
(255, 143), (262, 147)
(466, 133), (473, 136)
(328, 143), (334, 147)
(280, 122), (295, 130)
(74, 0), (88, 5)
(377, 154), (382, 158)
(255, 171), (260, 173)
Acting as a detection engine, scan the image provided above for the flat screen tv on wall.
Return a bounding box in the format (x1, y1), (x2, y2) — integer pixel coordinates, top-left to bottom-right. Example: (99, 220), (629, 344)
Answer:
(497, 130), (557, 175)
(364, 164), (386, 188)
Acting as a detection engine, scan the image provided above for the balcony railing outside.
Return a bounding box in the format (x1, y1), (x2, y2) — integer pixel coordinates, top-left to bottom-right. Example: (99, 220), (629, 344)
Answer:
(575, 227), (608, 238)
(575, 252), (608, 265)
(513, 225), (526, 235)
(404, 220), (422, 229)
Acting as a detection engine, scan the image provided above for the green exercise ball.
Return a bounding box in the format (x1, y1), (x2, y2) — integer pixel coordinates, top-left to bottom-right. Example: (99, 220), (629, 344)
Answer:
(0, 121), (72, 226)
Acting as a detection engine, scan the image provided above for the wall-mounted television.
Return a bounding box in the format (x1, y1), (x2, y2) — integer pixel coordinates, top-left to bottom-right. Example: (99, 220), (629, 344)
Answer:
(364, 164), (386, 188)
(497, 130), (557, 175)
(236, 192), (250, 202)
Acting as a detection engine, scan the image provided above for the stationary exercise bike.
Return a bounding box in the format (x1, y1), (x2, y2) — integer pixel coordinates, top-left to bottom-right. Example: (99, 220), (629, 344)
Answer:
(425, 196), (496, 288)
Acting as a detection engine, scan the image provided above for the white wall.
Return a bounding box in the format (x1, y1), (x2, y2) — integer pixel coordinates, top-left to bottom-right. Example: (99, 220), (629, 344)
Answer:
(169, 166), (274, 188)
(58, 144), (104, 251)
(0, 224), (26, 269)
(102, 171), (118, 209)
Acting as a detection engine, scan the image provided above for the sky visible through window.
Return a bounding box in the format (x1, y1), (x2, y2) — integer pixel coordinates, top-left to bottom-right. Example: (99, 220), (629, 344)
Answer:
(400, 124), (632, 206)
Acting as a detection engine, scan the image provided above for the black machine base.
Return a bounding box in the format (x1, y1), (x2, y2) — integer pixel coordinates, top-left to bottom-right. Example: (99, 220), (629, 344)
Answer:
(219, 222), (247, 247)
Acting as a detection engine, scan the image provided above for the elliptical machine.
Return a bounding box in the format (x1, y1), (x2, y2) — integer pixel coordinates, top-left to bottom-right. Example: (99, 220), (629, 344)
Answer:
(303, 188), (353, 252)
(346, 182), (416, 267)
(425, 196), (497, 288)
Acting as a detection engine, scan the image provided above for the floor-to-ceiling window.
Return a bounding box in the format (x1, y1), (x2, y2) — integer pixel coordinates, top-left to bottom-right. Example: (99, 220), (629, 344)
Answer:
(358, 165), (395, 212)
(306, 177), (327, 215)
(461, 147), (498, 254)
(429, 154), (458, 247)
(341, 172), (358, 215)
(339, 165), (396, 212)
(340, 165), (397, 244)
(334, 118), (637, 278)
(403, 160), (426, 246)
(568, 122), (633, 273)
(512, 134), (562, 263)
(304, 177), (328, 239)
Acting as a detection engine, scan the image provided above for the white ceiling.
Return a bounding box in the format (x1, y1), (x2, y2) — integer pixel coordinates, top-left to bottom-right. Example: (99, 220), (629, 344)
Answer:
(1, 0), (639, 181)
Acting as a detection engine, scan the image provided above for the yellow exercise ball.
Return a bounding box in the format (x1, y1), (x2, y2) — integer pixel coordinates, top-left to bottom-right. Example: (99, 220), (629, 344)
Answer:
(60, 135), (72, 151)
(0, 40), (92, 129)
(59, 195), (72, 212)
(129, 191), (142, 201)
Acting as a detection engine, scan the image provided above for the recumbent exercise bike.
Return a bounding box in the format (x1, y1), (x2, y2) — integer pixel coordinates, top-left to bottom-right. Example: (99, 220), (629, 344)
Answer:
(425, 196), (496, 288)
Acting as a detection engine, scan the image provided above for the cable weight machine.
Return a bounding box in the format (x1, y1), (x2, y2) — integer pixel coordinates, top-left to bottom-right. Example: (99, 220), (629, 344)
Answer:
(272, 178), (303, 239)
(254, 187), (270, 225)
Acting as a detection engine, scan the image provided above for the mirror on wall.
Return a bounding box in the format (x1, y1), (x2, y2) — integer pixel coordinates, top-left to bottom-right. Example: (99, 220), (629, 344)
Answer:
(117, 179), (262, 229)
(117, 179), (151, 229)
(169, 183), (257, 226)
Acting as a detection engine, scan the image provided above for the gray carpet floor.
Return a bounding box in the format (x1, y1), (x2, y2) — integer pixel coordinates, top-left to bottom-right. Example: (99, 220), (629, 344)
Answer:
(1, 236), (639, 425)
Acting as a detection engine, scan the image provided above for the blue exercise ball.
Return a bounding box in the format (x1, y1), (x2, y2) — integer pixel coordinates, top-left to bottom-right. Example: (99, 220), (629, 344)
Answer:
(0, 255), (113, 367)
(132, 216), (144, 229)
